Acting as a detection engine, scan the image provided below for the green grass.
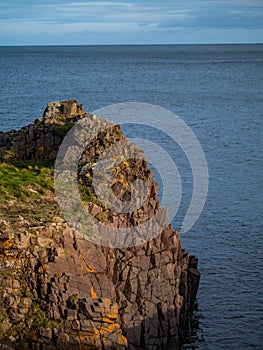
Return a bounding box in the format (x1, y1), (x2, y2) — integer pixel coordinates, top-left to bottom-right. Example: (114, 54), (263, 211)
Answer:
(0, 163), (54, 201)
(0, 162), (60, 224)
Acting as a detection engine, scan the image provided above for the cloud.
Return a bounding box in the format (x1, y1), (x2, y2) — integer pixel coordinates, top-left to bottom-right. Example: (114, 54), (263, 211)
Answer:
(158, 8), (263, 30)
(0, 0), (262, 44)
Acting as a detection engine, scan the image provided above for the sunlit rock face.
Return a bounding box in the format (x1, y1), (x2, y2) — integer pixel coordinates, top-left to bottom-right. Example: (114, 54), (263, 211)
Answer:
(0, 101), (200, 349)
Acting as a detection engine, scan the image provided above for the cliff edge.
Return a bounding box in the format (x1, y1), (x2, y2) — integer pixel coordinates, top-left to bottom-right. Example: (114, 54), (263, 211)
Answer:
(0, 100), (200, 349)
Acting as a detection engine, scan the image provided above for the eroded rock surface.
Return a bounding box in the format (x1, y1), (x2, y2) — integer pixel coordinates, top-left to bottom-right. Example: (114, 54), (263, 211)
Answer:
(0, 101), (200, 349)
(0, 100), (85, 161)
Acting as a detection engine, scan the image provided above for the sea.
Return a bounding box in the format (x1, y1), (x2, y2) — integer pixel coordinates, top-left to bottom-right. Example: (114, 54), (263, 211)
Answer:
(0, 44), (262, 349)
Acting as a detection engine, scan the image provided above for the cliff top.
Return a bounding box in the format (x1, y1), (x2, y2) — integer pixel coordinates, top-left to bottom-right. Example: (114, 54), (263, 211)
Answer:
(0, 100), (200, 350)
(42, 100), (85, 124)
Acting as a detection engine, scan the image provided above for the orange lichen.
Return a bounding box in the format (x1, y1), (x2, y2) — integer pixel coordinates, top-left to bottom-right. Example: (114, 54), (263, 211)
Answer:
(116, 178), (129, 188)
(2, 238), (14, 252)
(119, 334), (128, 345)
(106, 304), (118, 320)
(90, 287), (97, 299)
(9, 279), (13, 288)
(80, 254), (96, 273)
(38, 263), (48, 272)
(79, 329), (100, 346)
(112, 166), (120, 174)
(102, 317), (114, 324)
(86, 264), (95, 273)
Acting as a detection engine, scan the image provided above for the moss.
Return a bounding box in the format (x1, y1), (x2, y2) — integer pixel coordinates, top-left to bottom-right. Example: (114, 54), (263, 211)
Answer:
(54, 273), (62, 278)
(67, 294), (79, 309)
(68, 294), (79, 303)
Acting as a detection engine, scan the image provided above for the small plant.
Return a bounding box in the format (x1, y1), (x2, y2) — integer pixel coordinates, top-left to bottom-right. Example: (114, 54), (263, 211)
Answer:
(116, 129), (123, 138)
(28, 303), (48, 328)
(37, 252), (47, 265)
(67, 294), (79, 309)
(78, 184), (95, 202)
(68, 294), (79, 303)
(26, 303), (60, 331)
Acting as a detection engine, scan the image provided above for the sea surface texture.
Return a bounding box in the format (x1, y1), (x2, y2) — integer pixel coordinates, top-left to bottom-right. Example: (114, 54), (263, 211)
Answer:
(0, 44), (262, 349)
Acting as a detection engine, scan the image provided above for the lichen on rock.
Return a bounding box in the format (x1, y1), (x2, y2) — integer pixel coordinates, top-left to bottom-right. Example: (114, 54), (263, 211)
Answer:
(0, 100), (200, 349)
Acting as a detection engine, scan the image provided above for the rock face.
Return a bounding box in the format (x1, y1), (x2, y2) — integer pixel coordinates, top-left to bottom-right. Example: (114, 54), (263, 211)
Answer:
(0, 100), (85, 162)
(0, 101), (200, 349)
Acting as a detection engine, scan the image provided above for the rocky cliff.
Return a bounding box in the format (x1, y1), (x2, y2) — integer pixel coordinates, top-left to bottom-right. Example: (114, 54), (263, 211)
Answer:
(0, 101), (200, 350)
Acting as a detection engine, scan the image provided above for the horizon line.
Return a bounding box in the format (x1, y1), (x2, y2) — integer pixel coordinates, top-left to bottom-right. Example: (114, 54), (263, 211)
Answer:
(0, 42), (263, 47)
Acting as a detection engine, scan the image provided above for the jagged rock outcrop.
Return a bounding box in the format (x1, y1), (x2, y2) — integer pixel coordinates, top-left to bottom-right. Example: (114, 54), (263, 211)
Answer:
(0, 100), (85, 162)
(0, 101), (200, 349)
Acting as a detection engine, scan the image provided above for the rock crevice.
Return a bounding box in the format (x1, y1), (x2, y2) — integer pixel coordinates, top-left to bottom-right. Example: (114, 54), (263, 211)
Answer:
(0, 100), (200, 349)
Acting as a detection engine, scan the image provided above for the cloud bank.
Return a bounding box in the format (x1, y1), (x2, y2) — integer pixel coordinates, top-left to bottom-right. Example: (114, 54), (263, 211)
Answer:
(0, 0), (262, 45)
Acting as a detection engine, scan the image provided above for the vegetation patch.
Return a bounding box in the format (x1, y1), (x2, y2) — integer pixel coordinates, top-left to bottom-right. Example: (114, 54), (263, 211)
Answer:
(0, 163), (53, 201)
(52, 123), (74, 138)
(0, 162), (60, 224)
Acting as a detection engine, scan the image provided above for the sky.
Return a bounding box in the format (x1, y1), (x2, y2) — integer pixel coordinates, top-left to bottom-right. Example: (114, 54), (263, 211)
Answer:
(0, 0), (263, 45)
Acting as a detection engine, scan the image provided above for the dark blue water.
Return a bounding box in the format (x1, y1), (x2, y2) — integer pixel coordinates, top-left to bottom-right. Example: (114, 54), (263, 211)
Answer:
(0, 44), (262, 349)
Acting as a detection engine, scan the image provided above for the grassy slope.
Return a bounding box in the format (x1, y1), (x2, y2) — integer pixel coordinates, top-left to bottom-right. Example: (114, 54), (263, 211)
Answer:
(0, 162), (60, 225)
